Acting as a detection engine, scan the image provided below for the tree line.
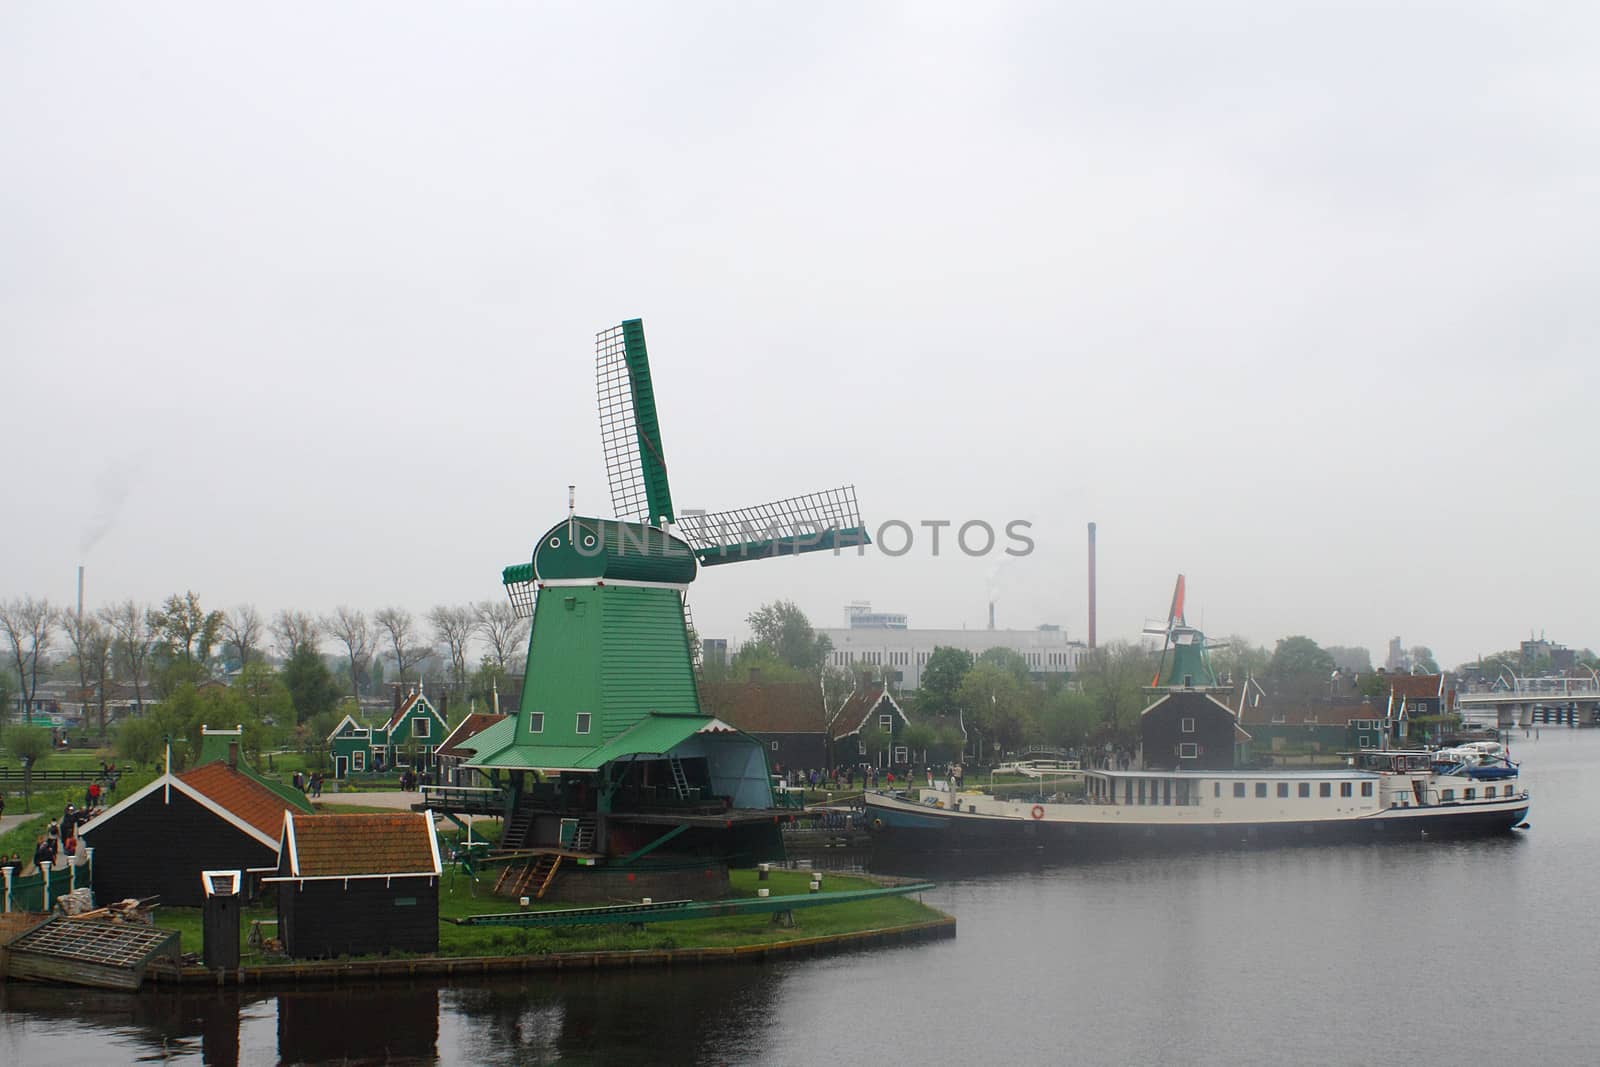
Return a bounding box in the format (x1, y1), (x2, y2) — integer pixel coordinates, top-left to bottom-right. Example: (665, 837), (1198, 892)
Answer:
(0, 592), (531, 769)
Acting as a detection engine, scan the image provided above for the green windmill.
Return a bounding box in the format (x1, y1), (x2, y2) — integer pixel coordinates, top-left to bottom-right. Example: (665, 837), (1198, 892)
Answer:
(465, 319), (867, 876)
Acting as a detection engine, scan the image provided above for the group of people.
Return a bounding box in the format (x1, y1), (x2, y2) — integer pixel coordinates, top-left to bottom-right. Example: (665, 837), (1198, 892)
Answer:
(292, 771), (325, 798)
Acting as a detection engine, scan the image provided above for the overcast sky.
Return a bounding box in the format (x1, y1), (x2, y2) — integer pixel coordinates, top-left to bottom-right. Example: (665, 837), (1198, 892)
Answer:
(4, 2), (1596, 670)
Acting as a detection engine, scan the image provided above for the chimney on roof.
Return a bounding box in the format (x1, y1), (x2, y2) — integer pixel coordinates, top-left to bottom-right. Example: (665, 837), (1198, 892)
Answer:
(227, 740), (239, 771)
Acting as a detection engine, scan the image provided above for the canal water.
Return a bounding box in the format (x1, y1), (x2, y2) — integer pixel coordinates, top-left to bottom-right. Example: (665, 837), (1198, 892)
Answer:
(5, 729), (1599, 1065)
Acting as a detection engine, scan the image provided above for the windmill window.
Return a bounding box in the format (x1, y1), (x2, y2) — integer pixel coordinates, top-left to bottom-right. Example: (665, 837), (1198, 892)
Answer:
(1179, 743), (1198, 759)
(771, 741), (779, 751)
(1181, 717), (1196, 734)
(576, 712), (592, 735)
(529, 712), (545, 734)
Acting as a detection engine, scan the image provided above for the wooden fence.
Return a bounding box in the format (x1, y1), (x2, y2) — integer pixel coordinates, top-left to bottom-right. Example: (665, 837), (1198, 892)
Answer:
(2, 851), (93, 913)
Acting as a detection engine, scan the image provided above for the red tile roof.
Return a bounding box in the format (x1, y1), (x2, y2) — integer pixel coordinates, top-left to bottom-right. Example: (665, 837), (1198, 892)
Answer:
(436, 712), (508, 759)
(179, 761), (305, 840)
(699, 682), (826, 735)
(1388, 674), (1443, 700)
(284, 812), (439, 877)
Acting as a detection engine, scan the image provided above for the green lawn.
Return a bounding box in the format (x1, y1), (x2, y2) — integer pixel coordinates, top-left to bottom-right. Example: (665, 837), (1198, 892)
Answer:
(151, 865), (943, 964)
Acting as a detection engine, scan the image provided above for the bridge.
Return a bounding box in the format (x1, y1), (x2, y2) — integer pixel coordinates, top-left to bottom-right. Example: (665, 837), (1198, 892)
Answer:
(1458, 675), (1600, 728)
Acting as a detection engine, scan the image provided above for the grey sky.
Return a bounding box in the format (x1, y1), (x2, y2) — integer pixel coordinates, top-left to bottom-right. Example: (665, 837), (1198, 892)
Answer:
(4, 2), (1596, 670)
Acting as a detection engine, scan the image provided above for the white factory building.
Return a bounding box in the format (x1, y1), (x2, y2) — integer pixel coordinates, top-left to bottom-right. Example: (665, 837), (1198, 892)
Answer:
(818, 603), (1089, 690)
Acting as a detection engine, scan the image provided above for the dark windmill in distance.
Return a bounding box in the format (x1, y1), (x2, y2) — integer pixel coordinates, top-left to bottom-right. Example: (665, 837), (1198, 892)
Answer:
(1137, 575), (1250, 772)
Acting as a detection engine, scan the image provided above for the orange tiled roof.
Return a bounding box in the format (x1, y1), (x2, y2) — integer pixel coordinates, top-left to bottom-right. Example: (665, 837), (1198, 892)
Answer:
(286, 812), (439, 877)
(1389, 674), (1442, 700)
(436, 712), (508, 759)
(179, 761), (304, 840)
(700, 681), (827, 734)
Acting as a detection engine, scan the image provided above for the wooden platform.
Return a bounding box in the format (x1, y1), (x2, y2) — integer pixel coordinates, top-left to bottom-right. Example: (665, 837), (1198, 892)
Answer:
(2, 917), (180, 990)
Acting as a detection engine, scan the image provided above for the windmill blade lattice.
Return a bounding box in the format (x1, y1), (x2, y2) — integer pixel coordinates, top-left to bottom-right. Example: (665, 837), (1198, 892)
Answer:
(596, 322), (673, 526)
(679, 485), (866, 565)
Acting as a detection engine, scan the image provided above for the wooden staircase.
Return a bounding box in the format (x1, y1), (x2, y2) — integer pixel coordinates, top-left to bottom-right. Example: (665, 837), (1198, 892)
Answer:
(493, 853), (563, 900)
(500, 809), (534, 851)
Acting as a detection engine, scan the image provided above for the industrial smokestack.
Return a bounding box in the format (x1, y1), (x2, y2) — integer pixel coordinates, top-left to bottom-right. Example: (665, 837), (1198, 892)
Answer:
(77, 565), (84, 621)
(1087, 522), (1097, 650)
(988, 602), (995, 630)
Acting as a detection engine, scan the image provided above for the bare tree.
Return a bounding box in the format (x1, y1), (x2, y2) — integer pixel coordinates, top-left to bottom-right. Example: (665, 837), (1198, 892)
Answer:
(222, 604), (264, 669)
(1, 597), (59, 735)
(474, 599), (530, 674)
(85, 619), (114, 739)
(322, 605), (373, 706)
(429, 604), (476, 693)
(61, 606), (99, 715)
(100, 600), (155, 715)
(375, 607), (428, 686)
(272, 609), (321, 661)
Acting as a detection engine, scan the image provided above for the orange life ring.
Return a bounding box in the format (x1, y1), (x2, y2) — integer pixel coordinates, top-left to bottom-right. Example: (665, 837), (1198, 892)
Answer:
(1030, 804), (1045, 820)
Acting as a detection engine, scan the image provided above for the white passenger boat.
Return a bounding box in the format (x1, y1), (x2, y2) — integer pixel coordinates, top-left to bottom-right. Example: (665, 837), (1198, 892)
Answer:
(863, 748), (1529, 851)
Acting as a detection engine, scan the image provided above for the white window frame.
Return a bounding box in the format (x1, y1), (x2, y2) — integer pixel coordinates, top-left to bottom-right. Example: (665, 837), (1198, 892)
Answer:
(413, 718), (430, 739)
(529, 712), (545, 734)
(1181, 717), (1196, 734)
(1178, 742), (1198, 759)
(352, 750), (366, 772)
(879, 714), (893, 732)
(576, 712), (592, 735)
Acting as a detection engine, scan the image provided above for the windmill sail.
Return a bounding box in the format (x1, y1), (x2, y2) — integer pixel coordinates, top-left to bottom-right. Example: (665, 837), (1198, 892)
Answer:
(597, 320), (674, 527)
(678, 485), (869, 566)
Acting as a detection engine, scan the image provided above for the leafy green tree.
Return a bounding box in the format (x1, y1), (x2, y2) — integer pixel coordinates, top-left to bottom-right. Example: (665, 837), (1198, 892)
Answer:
(1325, 645), (1374, 673)
(151, 591), (224, 693)
(1035, 688), (1098, 749)
(745, 601), (831, 673)
(957, 661), (1029, 757)
(977, 646), (1031, 686)
(728, 646), (810, 684)
(282, 645), (339, 723)
(1267, 635), (1337, 701)
(236, 661), (294, 727)
(8, 725), (52, 812)
(1210, 635), (1271, 683)
(115, 714), (165, 769)
(919, 646), (973, 714)
(1409, 646), (1439, 673)
(1079, 641), (1154, 745)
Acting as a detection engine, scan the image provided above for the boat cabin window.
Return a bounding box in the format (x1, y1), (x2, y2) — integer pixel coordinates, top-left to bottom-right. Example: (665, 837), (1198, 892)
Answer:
(1277, 783), (1289, 798)
(1442, 789), (1454, 801)
(1163, 779), (1172, 806)
(1233, 783), (1246, 798)
(1319, 782), (1332, 798)
(1298, 783), (1310, 798)
(1360, 782), (1373, 798)
(1464, 788), (1476, 800)
(1138, 779), (1147, 805)
(1485, 786), (1496, 798)
(1214, 783), (1221, 798)
(1340, 783), (1353, 798)
(1255, 783), (1267, 798)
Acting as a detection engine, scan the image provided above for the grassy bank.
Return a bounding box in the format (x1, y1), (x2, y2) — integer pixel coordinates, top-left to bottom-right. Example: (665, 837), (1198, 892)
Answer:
(152, 867), (940, 965)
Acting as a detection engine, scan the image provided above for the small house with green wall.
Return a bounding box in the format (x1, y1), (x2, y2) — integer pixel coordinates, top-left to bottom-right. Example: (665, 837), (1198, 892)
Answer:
(829, 683), (912, 768)
(328, 689), (449, 779)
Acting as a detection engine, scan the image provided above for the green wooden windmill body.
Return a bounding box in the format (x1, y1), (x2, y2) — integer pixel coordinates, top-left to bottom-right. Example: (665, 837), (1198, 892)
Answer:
(468, 319), (868, 809)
